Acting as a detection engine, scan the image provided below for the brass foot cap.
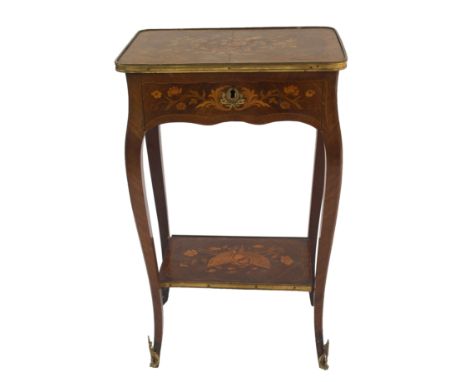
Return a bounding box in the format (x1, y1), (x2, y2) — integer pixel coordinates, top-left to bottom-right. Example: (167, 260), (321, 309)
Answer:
(148, 336), (160, 368)
(318, 340), (329, 370)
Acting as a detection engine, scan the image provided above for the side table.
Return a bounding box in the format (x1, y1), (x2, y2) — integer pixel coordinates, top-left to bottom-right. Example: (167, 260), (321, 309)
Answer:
(115, 27), (347, 370)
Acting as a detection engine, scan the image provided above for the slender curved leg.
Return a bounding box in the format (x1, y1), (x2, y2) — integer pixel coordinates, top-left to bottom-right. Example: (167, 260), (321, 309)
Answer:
(146, 125), (170, 304)
(308, 130), (326, 306)
(313, 73), (343, 370)
(125, 74), (164, 367)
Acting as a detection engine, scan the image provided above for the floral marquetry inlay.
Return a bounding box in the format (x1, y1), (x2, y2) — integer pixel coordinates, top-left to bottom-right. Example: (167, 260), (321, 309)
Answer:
(177, 244), (295, 274)
(159, 236), (312, 290)
(146, 83), (319, 113)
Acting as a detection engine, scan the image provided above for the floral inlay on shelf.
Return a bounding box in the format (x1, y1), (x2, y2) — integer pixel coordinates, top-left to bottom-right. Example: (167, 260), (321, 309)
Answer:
(177, 244), (295, 274)
(148, 84), (317, 112)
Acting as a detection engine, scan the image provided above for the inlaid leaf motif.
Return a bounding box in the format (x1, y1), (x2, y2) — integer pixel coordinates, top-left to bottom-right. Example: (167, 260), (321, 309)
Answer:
(239, 87), (270, 109)
(148, 83), (316, 112)
(196, 87), (227, 111)
(207, 249), (271, 269)
(280, 255), (294, 266)
(183, 249), (198, 257)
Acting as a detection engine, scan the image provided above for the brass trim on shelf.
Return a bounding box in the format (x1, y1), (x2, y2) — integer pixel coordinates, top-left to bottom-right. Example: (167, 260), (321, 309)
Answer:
(115, 61), (346, 74)
(160, 281), (312, 291)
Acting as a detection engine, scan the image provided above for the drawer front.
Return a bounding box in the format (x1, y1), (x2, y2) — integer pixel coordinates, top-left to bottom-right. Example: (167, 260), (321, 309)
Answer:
(142, 81), (323, 122)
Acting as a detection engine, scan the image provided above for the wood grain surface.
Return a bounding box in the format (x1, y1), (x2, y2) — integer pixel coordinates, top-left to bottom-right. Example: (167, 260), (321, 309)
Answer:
(116, 27), (347, 72)
(159, 235), (313, 290)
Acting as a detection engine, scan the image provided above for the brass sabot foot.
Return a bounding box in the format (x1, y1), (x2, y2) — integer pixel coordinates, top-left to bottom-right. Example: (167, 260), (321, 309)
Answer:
(318, 340), (329, 370)
(148, 336), (160, 368)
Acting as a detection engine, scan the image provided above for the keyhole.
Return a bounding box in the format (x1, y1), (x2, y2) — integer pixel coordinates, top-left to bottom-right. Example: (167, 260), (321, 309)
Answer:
(230, 89), (237, 99)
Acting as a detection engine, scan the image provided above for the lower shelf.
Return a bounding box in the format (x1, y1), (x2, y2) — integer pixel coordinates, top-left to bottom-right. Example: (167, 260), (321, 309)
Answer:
(159, 235), (313, 291)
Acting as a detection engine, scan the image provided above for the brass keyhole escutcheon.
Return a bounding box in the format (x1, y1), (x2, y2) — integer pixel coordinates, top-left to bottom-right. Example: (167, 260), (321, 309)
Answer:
(221, 87), (245, 109)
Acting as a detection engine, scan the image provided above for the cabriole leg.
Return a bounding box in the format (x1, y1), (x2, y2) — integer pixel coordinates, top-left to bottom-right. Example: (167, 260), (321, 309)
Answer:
(308, 130), (326, 306)
(146, 125), (171, 304)
(313, 73), (343, 370)
(125, 74), (164, 367)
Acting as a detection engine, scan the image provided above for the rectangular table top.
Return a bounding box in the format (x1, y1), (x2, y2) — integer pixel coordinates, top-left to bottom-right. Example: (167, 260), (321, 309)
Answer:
(115, 27), (347, 73)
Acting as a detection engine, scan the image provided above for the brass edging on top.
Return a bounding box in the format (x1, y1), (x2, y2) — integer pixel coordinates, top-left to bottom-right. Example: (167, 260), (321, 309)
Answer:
(115, 27), (347, 74)
(160, 281), (312, 291)
(115, 62), (346, 74)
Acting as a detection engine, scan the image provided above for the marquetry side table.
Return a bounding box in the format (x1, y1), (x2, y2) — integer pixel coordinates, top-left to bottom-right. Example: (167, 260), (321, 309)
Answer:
(115, 27), (347, 370)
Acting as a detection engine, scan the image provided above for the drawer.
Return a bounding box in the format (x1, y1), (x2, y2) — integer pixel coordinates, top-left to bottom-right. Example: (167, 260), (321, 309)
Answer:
(142, 80), (323, 119)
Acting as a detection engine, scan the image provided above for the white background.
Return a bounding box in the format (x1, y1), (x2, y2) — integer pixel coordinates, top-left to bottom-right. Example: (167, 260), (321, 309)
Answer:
(1, 0), (468, 380)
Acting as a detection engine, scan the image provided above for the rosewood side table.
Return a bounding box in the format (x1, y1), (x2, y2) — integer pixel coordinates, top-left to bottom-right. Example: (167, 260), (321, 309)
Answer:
(115, 27), (347, 370)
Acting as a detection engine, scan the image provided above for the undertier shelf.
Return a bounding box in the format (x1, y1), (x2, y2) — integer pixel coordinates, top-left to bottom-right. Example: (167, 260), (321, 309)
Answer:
(159, 235), (313, 291)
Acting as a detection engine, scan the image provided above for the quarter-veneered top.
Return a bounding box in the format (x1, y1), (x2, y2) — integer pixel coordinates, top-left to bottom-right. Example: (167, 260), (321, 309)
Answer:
(115, 27), (347, 73)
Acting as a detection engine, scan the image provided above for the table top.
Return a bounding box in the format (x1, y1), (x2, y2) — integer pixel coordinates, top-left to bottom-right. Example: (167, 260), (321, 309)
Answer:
(115, 27), (347, 73)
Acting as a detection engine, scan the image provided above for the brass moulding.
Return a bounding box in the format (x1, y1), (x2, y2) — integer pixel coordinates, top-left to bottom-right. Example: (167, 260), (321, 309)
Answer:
(160, 281), (312, 291)
(115, 62), (347, 74)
